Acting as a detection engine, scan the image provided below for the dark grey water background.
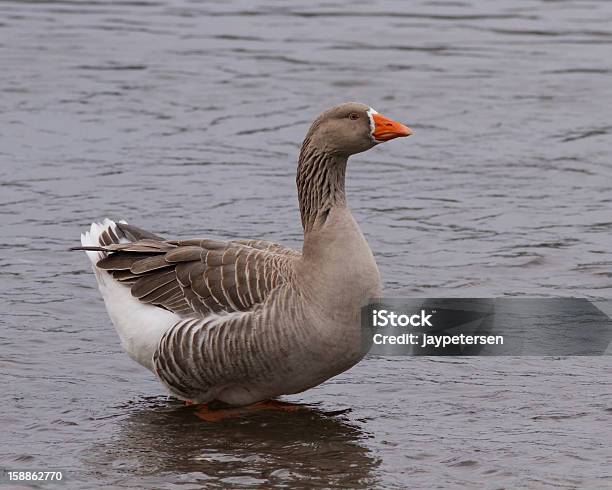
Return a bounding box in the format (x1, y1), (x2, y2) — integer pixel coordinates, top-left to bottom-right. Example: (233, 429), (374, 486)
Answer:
(1, 0), (611, 488)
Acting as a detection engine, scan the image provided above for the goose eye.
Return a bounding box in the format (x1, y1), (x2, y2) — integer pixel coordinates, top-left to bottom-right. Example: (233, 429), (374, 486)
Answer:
(348, 112), (359, 120)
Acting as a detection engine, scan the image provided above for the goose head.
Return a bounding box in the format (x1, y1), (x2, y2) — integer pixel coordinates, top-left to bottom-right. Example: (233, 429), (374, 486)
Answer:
(304, 102), (412, 156)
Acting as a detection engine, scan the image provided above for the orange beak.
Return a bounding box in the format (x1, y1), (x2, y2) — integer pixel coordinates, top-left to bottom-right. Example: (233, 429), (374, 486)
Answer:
(372, 112), (413, 142)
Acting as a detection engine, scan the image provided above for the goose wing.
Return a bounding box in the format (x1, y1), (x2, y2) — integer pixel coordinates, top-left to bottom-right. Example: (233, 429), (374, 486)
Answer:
(88, 225), (300, 318)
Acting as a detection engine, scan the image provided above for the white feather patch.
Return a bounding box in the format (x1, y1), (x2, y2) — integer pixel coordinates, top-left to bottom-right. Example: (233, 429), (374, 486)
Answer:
(81, 219), (180, 370)
(366, 107), (379, 143)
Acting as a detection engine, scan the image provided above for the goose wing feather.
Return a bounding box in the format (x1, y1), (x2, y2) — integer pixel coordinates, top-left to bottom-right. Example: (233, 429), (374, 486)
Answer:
(92, 234), (299, 318)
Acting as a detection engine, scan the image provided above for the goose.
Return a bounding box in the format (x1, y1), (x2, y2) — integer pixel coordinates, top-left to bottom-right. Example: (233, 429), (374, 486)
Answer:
(75, 102), (412, 408)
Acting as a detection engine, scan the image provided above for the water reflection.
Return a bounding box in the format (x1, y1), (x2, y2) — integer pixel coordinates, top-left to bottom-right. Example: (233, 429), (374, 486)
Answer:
(91, 399), (380, 487)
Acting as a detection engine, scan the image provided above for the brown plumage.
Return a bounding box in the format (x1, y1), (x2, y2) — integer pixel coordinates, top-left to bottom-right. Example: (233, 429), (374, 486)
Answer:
(76, 102), (412, 405)
(91, 225), (299, 317)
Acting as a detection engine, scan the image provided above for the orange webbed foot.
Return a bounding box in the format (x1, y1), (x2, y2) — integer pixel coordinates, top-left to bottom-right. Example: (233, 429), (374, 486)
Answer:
(191, 399), (305, 422)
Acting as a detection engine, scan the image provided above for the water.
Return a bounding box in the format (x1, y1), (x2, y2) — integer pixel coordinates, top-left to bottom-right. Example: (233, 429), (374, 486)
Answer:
(1, 0), (611, 487)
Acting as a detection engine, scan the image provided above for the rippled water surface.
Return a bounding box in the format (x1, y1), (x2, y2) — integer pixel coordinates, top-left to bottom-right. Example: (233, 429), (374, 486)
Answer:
(1, 0), (612, 488)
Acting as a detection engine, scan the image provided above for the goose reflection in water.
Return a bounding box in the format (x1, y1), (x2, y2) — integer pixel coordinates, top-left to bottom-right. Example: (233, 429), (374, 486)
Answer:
(87, 398), (380, 488)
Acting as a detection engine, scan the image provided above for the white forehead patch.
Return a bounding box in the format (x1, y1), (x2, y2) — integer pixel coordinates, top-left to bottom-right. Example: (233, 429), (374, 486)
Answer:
(367, 107), (379, 142)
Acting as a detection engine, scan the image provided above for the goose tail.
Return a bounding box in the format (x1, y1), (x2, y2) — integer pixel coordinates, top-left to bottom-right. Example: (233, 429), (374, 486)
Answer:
(78, 219), (179, 370)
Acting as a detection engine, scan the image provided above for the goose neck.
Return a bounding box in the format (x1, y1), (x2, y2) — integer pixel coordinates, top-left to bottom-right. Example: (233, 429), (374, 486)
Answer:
(296, 143), (348, 234)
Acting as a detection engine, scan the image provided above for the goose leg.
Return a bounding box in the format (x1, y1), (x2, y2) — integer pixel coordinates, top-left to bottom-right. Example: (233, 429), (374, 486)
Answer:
(192, 400), (304, 422)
